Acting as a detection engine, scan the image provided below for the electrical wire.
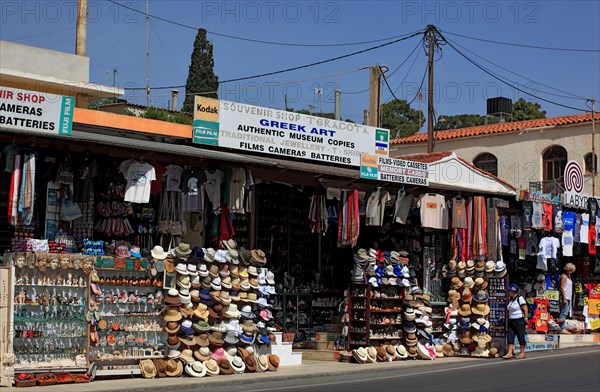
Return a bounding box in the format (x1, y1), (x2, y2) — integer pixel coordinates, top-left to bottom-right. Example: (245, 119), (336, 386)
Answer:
(107, 0), (421, 48)
(407, 62), (429, 106)
(125, 31), (424, 90)
(386, 45), (423, 102)
(444, 30), (600, 53)
(446, 37), (588, 101)
(3, 26), (73, 42)
(438, 31), (590, 112)
(149, 21), (186, 85)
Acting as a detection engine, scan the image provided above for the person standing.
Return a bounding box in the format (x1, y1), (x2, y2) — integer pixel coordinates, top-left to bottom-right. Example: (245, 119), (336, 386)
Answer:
(504, 283), (528, 359)
(559, 263), (576, 333)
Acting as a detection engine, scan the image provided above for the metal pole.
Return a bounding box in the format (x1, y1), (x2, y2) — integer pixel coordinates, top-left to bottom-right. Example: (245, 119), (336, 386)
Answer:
(334, 90), (341, 121)
(145, 0), (150, 107)
(593, 97), (596, 198)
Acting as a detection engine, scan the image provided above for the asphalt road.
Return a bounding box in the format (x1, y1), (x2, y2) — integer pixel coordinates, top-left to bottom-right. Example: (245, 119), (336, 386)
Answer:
(199, 347), (600, 392)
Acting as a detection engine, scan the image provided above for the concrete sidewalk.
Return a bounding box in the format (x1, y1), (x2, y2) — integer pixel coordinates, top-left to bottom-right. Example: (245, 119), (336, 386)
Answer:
(20, 345), (600, 392)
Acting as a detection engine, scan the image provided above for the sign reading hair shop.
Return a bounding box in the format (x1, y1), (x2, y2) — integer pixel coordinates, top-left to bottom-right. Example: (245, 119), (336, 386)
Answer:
(0, 87), (74, 136)
(562, 160), (599, 209)
(360, 154), (429, 186)
(193, 96), (389, 166)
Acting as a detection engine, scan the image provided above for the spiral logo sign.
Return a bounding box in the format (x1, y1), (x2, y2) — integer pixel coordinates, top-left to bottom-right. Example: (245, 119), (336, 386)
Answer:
(564, 160), (584, 193)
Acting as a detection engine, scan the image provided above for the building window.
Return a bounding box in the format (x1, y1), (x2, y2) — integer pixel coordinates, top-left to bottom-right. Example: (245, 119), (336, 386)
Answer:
(473, 153), (498, 176)
(585, 152), (597, 174)
(542, 145), (567, 193)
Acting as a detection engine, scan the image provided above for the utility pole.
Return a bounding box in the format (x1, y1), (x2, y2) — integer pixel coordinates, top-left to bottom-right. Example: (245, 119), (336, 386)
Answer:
(112, 68), (118, 87)
(426, 25), (439, 153)
(145, 0), (150, 107)
(75, 0), (87, 56)
(284, 94), (288, 111)
(171, 90), (179, 112)
(368, 66), (382, 127)
(334, 89), (341, 121)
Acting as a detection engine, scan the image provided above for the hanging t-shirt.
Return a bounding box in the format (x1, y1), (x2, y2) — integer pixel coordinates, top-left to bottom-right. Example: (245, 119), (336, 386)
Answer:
(229, 167), (247, 213)
(118, 158), (136, 175)
(589, 198), (598, 225)
(523, 201), (533, 229)
(562, 231), (574, 257)
(580, 213), (590, 244)
(517, 237), (527, 260)
(589, 224), (597, 255)
(166, 164), (184, 192)
(124, 162), (155, 203)
(526, 230), (539, 256)
(538, 236), (560, 260)
(500, 215), (510, 246)
(73, 158), (99, 202)
(563, 211), (576, 233)
(574, 214), (582, 243)
(2, 144), (20, 173)
(452, 198), (467, 229)
(510, 238), (518, 255)
(150, 162), (166, 194)
(204, 169), (224, 214)
(365, 188), (391, 226)
(532, 202), (543, 229)
(554, 207), (564, 233)
(393, 191), (414, 225)
(511, 213), (523, 232)
(418, 193), (446, 229)
(181, 168), (206, 212)
(542, 203), (553, 231)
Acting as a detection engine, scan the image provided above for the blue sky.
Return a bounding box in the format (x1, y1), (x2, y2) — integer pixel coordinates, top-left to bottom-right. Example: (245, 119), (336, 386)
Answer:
(2, 0), (599, 126)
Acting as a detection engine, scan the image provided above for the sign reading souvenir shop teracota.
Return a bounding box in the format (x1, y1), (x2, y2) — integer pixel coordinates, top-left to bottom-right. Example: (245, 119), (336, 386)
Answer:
(359, 154), (429, 186)
(562, 160), (599, 209)
(193, 96), (390, 166)
(0, 86), (74, 136)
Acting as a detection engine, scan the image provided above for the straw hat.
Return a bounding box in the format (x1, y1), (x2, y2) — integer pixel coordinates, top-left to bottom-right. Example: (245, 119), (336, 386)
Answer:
(203, 359), (220, 376)
(165, 359), (183, 377)
(458, 304), (472, 317)
(185, 361), (207, 378)
(257, 354), (269, 372)
(139, 359), (157, 379)
(267, 354), (280, 371)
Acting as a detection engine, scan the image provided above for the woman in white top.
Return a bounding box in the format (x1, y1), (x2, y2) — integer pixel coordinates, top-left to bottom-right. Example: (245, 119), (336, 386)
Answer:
(503, 283), (529, 359)
(559, 263), (576, 333)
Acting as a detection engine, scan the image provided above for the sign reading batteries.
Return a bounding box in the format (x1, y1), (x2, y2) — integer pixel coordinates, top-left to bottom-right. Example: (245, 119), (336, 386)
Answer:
(0, 86), (74, 136)
(360, 154), (429, 186)
(193, 96), (389, 166)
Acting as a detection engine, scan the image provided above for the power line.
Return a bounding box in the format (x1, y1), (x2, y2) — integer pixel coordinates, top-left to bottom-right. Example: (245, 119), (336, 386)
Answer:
(107, 0), (421, 48)
(445, 37), (588, 101)
(407, 62), (429, 106)
(126, 31), (424, 90)
(444, 30), (600, 53)
(438, 32), (590, 113)
(3, 26), (73, 42)
(387, 44), (424, 101)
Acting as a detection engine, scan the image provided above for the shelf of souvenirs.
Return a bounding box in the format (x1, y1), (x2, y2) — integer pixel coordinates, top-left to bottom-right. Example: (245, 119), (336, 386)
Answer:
(14, 303), (87, 307)
(15, 284), (88, 288)
(97, 312), (163, 317)
(369, 336), (402, 340)
(96, 329), (164, 333)
(369, 323), (403, 327)
(13, 366), (88, 373)
(14, 336), (86, 340)
(369, 310), (402, 313)
(14, 318), (87, 323)
(95, 355), (166, 362)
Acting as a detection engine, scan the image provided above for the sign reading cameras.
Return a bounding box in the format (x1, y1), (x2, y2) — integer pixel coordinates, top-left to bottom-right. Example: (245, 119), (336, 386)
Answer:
(0, 87), (74, 136)
(192, 96), (390, 166)
(562, 160), (599, 209)
(360, 154), (429, 186)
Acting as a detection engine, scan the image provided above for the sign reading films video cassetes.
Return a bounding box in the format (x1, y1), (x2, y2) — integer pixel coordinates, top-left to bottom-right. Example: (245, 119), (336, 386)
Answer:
(193, 96), (390, 166)
(0, 86), (74, 136)
(360, 154), (429, 186)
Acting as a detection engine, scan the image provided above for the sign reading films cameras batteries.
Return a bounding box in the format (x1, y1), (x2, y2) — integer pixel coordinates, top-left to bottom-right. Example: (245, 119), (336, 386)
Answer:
(192, 96), (390, 166)
(360, 154), (429, 186)
(0, 87), (74, 136)
(562, 160), (599, 209)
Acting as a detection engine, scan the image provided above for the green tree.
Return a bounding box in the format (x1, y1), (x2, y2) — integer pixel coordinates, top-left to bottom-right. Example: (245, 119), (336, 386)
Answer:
(512, 98), (546, 121)
(380, 99), (424, 138)
(435, 114), (496, 131)
(182, 28), (219, 113)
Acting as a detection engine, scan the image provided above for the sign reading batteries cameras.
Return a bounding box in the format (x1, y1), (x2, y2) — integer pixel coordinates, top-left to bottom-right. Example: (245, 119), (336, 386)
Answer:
(360, 154), (429, 186)
(0, 87), (74, 136)
(193, 96), (390, 166)
(562, 160), (599, 209)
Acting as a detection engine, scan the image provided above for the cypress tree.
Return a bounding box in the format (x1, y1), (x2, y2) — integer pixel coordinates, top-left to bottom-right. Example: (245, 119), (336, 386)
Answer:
(182, 28), (218, 113)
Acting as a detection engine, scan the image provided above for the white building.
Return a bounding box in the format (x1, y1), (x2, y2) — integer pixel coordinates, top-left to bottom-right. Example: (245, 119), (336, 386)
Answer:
(390, 113), (600, 196)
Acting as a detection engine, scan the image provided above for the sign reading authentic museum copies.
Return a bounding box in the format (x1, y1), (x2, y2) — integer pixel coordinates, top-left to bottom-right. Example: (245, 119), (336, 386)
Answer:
(0, 87), (74, 136)
(193, 96), (390, 167)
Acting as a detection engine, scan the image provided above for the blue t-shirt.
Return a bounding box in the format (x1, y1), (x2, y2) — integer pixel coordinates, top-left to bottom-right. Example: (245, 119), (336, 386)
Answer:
(563, 211), (576, 233)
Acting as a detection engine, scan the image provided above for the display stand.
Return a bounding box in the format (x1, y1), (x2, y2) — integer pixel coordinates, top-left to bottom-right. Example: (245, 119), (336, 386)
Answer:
(347, 283), (369, 348)
(273, 293), (312, 341)
(488, 277), (508, 338)
(89, 267), (167, 377)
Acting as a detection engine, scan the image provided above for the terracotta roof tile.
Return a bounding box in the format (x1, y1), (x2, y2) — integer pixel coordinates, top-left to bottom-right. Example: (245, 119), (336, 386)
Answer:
(390, 113), (600, 145)
(393, 151), (452, 163)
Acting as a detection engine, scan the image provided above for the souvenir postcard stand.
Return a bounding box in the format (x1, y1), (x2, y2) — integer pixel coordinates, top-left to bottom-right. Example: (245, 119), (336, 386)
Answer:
(89, 257), (167, 377)
(12, 253), (89, 373)
(488, 277), (508, 338)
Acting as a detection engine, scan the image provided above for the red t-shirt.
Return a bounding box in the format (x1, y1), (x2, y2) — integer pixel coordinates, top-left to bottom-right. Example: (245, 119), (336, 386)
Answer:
(151, 162), (166, 194)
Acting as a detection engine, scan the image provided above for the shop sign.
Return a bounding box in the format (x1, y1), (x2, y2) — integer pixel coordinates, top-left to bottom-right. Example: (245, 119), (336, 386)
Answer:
(0, 86), (74, 136)
(193, 96), (389, 167)
(514, 334), (560, 351)
(359, 154), (429, 186)
(562, 160), (599, 209)
(516, 187), (561, 204)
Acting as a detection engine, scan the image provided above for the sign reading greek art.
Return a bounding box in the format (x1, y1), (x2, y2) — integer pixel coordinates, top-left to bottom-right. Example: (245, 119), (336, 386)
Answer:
(360, 154), (429, 186)
(193, 96), (390, 166)
(562, 160), (599, 209)
(0, 86), (74, 136)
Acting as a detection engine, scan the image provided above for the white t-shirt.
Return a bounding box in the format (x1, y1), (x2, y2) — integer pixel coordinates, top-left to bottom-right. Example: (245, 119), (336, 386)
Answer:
(562, 231), (574, 257)
(507, 295), (527, 319)
(166, 164), (184, 192)
(532, 202), (543, 229)
(229, 167), (246, 213)
(366, 189), (391, 226)
(418, 193), (446, 229)
(124, 162), (155, 203)
(580, 214), (589, 244)
(204, 169), (224, 214)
